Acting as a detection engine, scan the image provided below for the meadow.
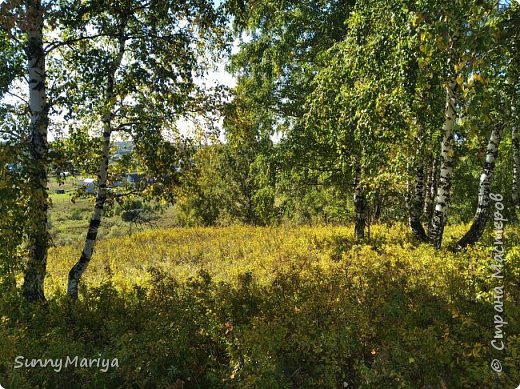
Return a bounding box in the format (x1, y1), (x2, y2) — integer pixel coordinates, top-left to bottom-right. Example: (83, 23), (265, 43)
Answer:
(1, 221), (519, 388)
(47, 177), (178, 246)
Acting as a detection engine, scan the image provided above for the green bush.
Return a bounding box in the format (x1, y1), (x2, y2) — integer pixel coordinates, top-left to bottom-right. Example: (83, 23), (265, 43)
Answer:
(1, 225), (519, 388)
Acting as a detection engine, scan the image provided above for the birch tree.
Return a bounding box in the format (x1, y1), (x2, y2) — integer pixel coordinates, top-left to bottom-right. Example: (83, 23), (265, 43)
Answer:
(0, 0), (51, 301)
(419, 0), (507, 249)
(61, 0), (224, 298)
(21, 0), (51, 302)
(451, 2), (515, 248)
(408, 125), (428, 242)
(424, 155), (438, 233)
(306, 0), (437, 239)
(429, 77), (458, 249)
(455, 124), (504, 250)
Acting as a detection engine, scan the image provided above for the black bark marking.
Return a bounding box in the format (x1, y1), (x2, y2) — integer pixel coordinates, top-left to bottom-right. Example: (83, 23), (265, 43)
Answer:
(455, 125), (504, 251)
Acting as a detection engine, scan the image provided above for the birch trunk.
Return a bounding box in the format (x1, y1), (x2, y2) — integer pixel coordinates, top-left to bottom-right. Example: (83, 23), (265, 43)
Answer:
(22, 0), (49, 303)
(425, 155), (438, 237)
(455, 124), (504, 250)
(424, 155), (436, 215)
(513, 126), (520, 208)
(430, 79), (457, 249)
(67, 24), (127, 298)
(423, 157), (431, 215)
(353, 162), (366, 240)
(408, 125), (428, 242)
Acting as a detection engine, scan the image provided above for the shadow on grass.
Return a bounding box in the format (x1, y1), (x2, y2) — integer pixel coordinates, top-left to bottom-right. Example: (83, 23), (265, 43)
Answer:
(0, 263), (518, 389)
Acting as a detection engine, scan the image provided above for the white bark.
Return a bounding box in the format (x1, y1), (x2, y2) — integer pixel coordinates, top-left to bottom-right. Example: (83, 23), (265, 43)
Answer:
(430, 79), (457, 249)
(455, 124), (504, 250)
(67, 21), (127, 298)
(22, 0), (49, 302)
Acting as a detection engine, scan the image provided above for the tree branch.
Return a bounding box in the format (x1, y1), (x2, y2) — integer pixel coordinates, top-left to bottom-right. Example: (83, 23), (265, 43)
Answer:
(44, 33), (122, 53)
(5, 90), (28, 104)
(114, 121), (140, 132)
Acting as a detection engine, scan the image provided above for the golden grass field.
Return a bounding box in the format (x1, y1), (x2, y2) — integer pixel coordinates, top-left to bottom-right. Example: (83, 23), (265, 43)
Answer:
(3, 223), (518, 388)
(47, 224), (464, 294)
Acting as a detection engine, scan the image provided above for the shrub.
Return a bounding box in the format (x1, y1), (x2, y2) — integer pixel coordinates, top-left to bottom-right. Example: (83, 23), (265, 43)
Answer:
(1, 225), (518, 388)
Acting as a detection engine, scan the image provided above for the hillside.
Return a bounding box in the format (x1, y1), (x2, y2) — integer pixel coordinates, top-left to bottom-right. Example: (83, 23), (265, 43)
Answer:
(2, 225), (519, 388)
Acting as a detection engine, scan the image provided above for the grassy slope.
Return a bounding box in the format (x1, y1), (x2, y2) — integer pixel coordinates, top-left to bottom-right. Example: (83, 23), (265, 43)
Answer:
(3, 183), (520, 388)
(28, 224), (517, 388)
(46, 224), (421, 294)
(48, 176), (178, 246)
(46, 223), (519, 295)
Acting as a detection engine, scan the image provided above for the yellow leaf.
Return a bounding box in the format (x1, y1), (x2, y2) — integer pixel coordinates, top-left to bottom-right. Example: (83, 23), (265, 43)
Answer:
(455, 60), (466, 72)
(418, 58), (429, 69)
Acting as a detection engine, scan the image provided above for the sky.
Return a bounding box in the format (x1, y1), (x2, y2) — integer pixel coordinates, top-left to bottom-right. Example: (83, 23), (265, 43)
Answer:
(176, 46), (238, 143)
(2, 1), (240, 144)
(3, 44), (238, 144)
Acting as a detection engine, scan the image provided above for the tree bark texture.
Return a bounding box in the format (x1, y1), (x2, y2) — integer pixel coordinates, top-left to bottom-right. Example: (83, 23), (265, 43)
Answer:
(408, 125), (428, 242)
(67, 20), (127, 298)
(22, 0), (49, 303)
(430, 80), (457, 249)
(455, 124), (504, 250)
